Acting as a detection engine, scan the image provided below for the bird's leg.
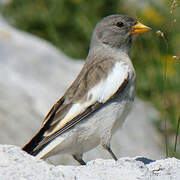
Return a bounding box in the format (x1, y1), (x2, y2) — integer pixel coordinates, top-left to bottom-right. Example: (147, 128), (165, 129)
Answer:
(103, 144), (118, 161)
(72, 154), (86, 165)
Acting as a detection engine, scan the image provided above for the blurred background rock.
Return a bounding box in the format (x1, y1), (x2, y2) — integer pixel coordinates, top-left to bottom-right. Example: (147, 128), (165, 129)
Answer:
(0, 0), (179, 163)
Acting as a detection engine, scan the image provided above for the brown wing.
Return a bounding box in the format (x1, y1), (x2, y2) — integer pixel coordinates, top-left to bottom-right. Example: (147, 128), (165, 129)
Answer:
(22, 56), (129, 156)
(22, 73), (129, 156)
(42, 97), (65, 124)
(34, 74), (129, 154)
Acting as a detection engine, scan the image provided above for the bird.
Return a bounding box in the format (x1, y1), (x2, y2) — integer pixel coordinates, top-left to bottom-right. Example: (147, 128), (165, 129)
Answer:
(22, 14), (151, 165)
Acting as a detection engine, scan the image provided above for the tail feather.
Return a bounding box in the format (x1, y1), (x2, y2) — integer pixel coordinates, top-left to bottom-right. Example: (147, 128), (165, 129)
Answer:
(22, 127), (65, 159)
(22, 112), (56, 156)
(22, 128), (47, 156)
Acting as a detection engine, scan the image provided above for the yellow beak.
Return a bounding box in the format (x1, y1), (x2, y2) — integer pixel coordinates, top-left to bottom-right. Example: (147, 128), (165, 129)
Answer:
(131, 22), (151, 34)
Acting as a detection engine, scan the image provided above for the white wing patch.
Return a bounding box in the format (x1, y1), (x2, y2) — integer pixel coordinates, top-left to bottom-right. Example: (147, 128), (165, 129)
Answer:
(89, 61), (129, 103)
(45, 61), (129, 136)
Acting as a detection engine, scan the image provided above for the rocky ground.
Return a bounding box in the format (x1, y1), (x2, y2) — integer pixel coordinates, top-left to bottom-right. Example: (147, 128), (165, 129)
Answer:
(0, 145), (180, 180)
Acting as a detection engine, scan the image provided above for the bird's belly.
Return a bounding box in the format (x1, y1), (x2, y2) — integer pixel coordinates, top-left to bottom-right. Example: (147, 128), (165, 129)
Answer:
(112, 80), (136, 133)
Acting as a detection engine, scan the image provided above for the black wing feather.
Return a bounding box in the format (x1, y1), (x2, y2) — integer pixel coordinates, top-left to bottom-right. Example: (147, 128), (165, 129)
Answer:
(22, 97), (65, 154)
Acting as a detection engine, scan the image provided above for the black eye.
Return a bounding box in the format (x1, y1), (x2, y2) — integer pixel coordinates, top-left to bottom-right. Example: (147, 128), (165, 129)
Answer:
(116, 22), (124, 28)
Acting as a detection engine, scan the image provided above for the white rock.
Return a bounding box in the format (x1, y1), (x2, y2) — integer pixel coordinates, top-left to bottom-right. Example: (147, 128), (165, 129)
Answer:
(0, 145), (179, 180)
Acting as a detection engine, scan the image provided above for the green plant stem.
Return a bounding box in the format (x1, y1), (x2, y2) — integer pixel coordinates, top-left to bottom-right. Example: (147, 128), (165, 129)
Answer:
(174, 117), (180, 153)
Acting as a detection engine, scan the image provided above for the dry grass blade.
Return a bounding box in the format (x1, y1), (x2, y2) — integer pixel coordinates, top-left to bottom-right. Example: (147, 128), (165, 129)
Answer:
(156, 29), (169, 157)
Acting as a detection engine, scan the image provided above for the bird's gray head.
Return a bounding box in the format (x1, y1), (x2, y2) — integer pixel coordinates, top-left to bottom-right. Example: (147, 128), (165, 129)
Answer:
(90, 14), (150, 53)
